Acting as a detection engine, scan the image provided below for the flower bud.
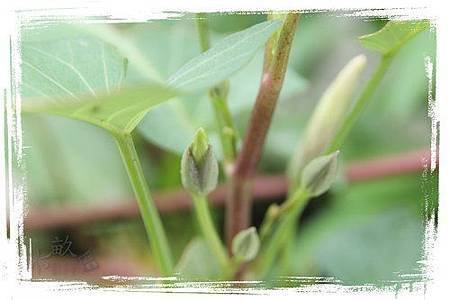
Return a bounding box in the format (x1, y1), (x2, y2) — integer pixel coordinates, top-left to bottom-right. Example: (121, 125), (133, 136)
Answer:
(300, 151), (339, 197)
(191, 128), (209, 165)
(288, 55), (366, 184)
(181, 128), (218, 195)
(232, 227), (260, 262)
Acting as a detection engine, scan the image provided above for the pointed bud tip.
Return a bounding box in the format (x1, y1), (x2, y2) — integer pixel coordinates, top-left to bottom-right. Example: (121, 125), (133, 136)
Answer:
(353, 54), (367, 64)
(181, 130), (218, 195)
(336, 54), (367, 84)
(191, 128), (209, 164)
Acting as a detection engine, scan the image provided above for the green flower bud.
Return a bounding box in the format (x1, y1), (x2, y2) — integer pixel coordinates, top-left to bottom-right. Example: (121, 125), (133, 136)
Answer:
(232, 227), (260, 262)
(191, 128), (209, 165)
(288, 55), (366, 183)
(300, 151), (339, 197)
(181, 128), (218, 195)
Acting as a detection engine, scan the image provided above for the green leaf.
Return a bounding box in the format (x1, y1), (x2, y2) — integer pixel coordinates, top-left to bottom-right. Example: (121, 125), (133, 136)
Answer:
(167, 19), (282, 91)
(21, 24), (176, 134)
(79, 23), (164, 83)
(292, 174), (430, 283)
(139, 50), (308, 157)
(21, 24), (126, 101)
(175, 237), (221, 280)
(314, 208), (423, 284)
(231, 227), (261, 262)
(23, 85), (177, 134)
(85, 21), (306, 155)
(358, 20), (430, 56)
(22, 115), (132, 206)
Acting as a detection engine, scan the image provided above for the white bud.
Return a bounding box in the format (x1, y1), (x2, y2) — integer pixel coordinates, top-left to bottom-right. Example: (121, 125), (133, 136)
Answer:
(289, 55), (366, 183)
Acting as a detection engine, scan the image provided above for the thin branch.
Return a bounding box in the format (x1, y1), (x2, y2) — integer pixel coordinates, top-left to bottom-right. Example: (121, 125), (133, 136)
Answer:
(23, 149), (433, 233)
(345, 148), (435, 182)
(225, 13), (300, 250)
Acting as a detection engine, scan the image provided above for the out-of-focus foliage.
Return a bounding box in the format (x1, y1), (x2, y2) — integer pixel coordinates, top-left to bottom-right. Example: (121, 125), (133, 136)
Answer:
(133, 20), (308, 158)
(290, 172), (436, 284)
(167, 19), (282, 91)
(342, 27), (435, 160)
(359, 20), (430, 56)
(22, 115), (131, 205)
(175, 237), (221, 279)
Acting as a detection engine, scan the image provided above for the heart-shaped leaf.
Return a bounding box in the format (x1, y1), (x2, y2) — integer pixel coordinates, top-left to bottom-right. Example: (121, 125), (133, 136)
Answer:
(21, 24), (176, 134)
(358, 20), (430, 56)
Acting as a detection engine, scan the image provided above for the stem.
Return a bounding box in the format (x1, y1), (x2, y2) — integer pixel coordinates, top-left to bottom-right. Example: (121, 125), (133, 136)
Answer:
(196, 13), (211, 52)
(256, 188), (309, 277)
(210, 86), (238, 171)
(190, 193), (231, 276)
(278, 223), (295, 276)
(326, 55), (394, 153)
(114, 132), (173, 275)
(196, 14), (238, 172)
(225, 13), (300, 251)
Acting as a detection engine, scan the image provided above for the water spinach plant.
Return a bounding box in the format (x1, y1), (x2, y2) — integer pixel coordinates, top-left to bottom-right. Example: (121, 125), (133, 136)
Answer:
(21, 13), (429, 280)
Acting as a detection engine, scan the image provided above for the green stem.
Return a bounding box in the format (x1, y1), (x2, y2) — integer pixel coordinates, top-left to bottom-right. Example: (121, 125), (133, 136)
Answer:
(326, 55), (393, 153)
(196, 13), (238, 173)
(209, 87), (237, 169)
(196, 13), (211, 52)
(256, 187), (309, 277)
(277, 223), (296, 276)
(191, 193), (231, 276)
(114, 132), (173, 275)
(259, 205), (279, 241)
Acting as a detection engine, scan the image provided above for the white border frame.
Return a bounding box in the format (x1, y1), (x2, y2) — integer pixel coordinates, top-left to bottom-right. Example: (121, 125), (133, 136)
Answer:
(1, 1), (448, 299)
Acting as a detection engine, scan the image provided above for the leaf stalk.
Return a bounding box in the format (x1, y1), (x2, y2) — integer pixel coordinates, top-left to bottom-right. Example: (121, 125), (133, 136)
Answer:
(256, 187), (310, 277)
(114, 132), (174, 275)
(196, 13), (238, 173)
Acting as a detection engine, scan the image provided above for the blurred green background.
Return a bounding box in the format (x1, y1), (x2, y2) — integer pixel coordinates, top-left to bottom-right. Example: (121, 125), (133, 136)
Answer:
(19, 12), (437, 286)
